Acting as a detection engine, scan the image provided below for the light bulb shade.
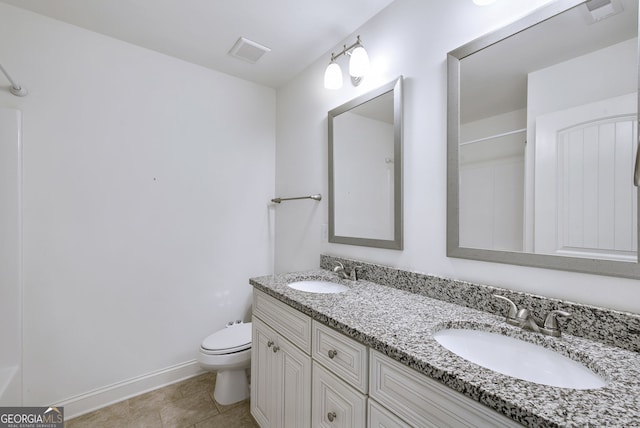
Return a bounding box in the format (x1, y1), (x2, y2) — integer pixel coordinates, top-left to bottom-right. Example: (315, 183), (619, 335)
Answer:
(349, 46), (370, 77)
(324, 62), (343, 89)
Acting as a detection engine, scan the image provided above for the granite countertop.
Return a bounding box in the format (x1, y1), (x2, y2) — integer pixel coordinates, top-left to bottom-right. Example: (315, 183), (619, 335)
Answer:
(250, 270), (640, 428)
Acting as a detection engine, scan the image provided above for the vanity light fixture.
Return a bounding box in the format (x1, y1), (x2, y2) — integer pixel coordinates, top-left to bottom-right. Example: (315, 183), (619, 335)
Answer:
(323, 35), (370, 89)
(324, 59), (343, 90)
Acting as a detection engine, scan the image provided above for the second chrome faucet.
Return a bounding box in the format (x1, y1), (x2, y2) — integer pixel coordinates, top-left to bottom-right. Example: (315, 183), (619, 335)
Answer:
(494, 294), (571, 337)
(333, 262), (360, 281)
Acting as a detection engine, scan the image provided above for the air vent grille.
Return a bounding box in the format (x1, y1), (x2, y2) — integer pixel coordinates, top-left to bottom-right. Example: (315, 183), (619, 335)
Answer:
(228, 37), (271, 63)
(583, 0), (623, 22)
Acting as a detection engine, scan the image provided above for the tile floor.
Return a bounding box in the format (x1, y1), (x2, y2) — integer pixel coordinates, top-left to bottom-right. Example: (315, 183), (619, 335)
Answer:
(65, 372), (259, 428)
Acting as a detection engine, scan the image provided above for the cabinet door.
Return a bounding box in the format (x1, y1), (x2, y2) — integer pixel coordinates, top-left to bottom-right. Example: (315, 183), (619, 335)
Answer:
(312, 362), (366, 428)
(251, 318), (278, 428)
(368, 399), (411, 428)
(252, 316), (312, 428)
(278, 334), (312, 428)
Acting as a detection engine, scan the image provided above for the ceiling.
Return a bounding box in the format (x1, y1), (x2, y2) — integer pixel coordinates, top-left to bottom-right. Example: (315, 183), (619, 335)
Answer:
(460, 0), (638, 123)
(0, 0), (395, 88)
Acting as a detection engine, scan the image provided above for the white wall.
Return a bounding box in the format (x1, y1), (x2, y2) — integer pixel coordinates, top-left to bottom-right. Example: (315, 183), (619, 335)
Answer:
(274, 0), (640, 314)
(0, 3), (275, 412)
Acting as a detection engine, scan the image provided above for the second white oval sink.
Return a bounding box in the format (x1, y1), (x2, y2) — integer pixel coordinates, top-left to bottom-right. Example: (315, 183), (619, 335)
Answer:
(287, 280), (349, 294)
(433, 329), (607, 390)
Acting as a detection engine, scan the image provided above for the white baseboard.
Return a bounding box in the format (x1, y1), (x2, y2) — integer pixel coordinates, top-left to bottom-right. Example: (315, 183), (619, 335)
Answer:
(56, 360), (205, 419)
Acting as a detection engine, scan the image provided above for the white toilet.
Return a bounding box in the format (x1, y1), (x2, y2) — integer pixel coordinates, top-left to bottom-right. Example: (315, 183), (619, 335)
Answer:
(198, 321), (252, 405)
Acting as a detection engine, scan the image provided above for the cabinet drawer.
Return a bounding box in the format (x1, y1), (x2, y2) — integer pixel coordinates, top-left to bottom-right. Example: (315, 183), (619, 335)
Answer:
(312, 362), (366, 428)
(369, 351), (520, 428)
(253, 289), (312, 353)
(368, 399), (411, 428)
(312, 321), (368, 393)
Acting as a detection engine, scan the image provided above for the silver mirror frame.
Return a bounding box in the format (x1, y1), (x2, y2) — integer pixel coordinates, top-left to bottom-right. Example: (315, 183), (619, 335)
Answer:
(447, 0), (640, 279)
(329, 76), (403, 250)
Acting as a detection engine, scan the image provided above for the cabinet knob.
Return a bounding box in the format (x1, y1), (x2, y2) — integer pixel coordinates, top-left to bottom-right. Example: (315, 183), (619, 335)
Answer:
(272, 345), (280, 353)
(327, 411), (337, 422)
(328, 349), (338, 359)
(267, 340), (274, 348)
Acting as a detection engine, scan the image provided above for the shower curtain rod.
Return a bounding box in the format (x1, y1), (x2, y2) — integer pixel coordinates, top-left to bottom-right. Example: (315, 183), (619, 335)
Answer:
(0, 63), (27, 97)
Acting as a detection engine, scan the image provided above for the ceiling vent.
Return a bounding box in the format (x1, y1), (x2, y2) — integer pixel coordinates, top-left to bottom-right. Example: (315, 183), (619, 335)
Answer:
(228, 37), (271, 64)
(583, 0), (623, 23)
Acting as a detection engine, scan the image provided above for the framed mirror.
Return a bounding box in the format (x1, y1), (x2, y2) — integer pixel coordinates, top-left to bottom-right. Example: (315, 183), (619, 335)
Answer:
(448, 0), (640, 278)
(329, 76), (403, 249)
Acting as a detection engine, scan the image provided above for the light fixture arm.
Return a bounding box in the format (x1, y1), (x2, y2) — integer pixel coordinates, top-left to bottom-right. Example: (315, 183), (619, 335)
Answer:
(330, 36), (364, 62)
(0, 63), (27, 97)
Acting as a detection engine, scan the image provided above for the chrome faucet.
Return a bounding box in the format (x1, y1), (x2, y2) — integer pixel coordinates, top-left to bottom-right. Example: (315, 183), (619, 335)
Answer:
(333, 262), (359, 281)
(494, 295), (571, 337)
(540, 310), (573, 337)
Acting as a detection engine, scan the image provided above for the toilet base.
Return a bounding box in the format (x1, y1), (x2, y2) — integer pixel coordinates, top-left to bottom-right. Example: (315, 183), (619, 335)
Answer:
(214, 369), (249, 405)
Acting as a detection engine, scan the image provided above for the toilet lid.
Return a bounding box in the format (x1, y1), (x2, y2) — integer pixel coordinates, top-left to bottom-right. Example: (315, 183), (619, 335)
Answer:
(201, 322), (252, 354)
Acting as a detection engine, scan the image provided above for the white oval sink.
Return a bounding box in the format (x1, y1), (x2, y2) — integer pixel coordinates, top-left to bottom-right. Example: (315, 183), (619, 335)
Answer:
(433, 329), (607, 390)
(287, 280), (349, 294)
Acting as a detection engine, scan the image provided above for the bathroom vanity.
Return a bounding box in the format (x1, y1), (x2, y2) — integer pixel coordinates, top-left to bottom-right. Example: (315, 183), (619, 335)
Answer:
(249, 256), (640, 427)
(251, 288), (515, 428)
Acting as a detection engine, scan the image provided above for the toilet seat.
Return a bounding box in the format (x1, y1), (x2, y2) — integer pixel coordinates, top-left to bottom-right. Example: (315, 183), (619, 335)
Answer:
(200, 322), (252, 355)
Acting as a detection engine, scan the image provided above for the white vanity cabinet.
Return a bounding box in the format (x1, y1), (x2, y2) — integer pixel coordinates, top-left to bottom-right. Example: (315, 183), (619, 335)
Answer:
(251, 289), (521, 428)
(251, 290), (312, 428)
